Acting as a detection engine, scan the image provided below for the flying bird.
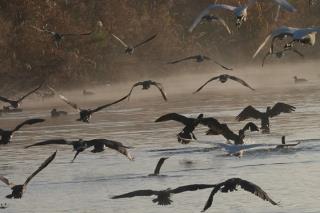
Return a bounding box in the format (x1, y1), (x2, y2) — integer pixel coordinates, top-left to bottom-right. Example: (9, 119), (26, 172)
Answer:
(0, 83), (43, 109)
(202, 178), (278, 212)
(25, 139), (134, 162)
(0, 118), (45, 145)
(294, 76), (307, 84)
(193, 74), (255, 93)
(167, 55), (232, 70)
(148, 157), (169, 176)
(58, 94), (128, 122)
(236, 103), (296, 133)
(112, 184), (215, 206)
(261, 47), (304, 67)
(188, 14), (231, 34)
(0, 151), (56, 199)
(111, 33), (157, 55)
(200, 117), (259, 145)
(127, 80), (167, 101)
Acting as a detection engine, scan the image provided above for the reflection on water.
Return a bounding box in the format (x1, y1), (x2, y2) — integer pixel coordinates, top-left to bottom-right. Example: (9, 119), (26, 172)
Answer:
(0, 86), (320, 213)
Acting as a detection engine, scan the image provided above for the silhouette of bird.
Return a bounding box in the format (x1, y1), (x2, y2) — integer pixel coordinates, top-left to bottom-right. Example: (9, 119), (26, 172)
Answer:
(111, 33), (157, 55)
(127, 80), (167, 101)
(194, 74), (255, 93)
(25, 139), (134, 162)
(236, 103), (296, 133)
(0, 118), (45, 145)
(58, 94), (128, 122)
(262, 47), (304, 67)
(0, 83), (43, 109)
(202, 178), (279, 212)
(155, 113), (203, 144)
(148, 157), (169, 176)
(167, 55), (232, 70)
(200, 117), (259, 145)
(293, 76), (307, 84)
(112, 184), (215, 206)
(0, 151), (56, 199)
(51, 108), (68, 118)
(189, 14), (231, 34)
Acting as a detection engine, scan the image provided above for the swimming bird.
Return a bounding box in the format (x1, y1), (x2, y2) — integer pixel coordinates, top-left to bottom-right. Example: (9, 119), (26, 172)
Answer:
(261, 47), (304, 67)
(188, 15), (231, 34)
(0, 83), (43, 109)
(276, 136), (300, 148)
(0, 118), (45, 145)
(253, 26), (320, 59)
(127, 80), (167, 101)
(200, 117), (259, 145)
(0, 151), (56, 199)
(167, 55), (232, 70)
(294, 76), (307, 84)
(25, 139), (134, 162)
(111, 33), (157, 55)
(112, 184), (215, 206)
(236, 103), (296, 133)
(202, 178), (278, 212)
(51, 108), (68, 118)
(83, 90), (95, 96)
(58, 94), (128, 122)
(193, 74), (255, 93)
(155, 113), (204, 144)
(148, 157), (169, 176)
(32, 25), (92, 48)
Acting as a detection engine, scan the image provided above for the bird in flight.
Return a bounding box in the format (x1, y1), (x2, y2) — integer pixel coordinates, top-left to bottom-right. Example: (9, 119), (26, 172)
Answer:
(202, 178), (279, 212)
(112, 184), (215, 206)
(155, 113), (203, 144)
(0, 82), (43, 109)
(148, 157), (169, 176)
(193, 74), (255, 93)
(0, 118), (45, 145)
(111, 33), (157, 55)
(25, 138), (134, 162)
(236, 103), (296, 133)
(0, 151), (56, 199)
(127, 80), (167, 102)
(261, 47), (304, 67)
(189, 14), (231, 34)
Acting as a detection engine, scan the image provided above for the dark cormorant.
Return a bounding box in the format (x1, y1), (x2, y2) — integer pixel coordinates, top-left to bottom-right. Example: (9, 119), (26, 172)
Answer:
(202, 178), (279, 212)
(0, 151), (56, 199)
(58, 94), (128, 122)
(127, 80), (167, 101)
(155, 113), (204, 144)
(0, 118), (45, 145)
(148, 157), (169, 176)
(294, 76), (307, 84)
(112, 184), (215, 206)
(50, 108), (68, 118)
(193, 74), (255, 93)
(111, 33), (157, 55)
(0, 83), (43, 108)
(25, 139), (134, 162)
(236, 103), (296, 133)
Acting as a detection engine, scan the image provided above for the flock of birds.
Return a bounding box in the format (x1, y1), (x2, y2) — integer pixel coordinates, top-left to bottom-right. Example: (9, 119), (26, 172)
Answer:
(0, 0), (318, 211)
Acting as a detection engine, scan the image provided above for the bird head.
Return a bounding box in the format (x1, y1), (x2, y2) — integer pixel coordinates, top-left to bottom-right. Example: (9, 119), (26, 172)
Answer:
(197, 114), (204, 119)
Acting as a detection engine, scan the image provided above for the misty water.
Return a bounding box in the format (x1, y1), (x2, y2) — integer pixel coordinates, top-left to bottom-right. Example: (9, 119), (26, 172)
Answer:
(0, 77), (320, 213)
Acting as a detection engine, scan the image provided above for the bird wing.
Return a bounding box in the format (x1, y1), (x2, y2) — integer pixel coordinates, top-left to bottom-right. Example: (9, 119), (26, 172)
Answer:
(24, 151), (57, 186)
(150, 82), (168, 101)
(112, 190), (156, 199)
(155, 113), (191, 126)
(272, 0), (297, 12)
(200, 117), (223, 135)
(211, 16), (232, 34)
(167, 56), (199, 64)
(12, 118), (45, 132)
(269, 102), (295, 117)
(153, 157), (169, 175)
(111, 34), (128, 48)
(291, 48), (304, 58)
(212, 61), (233, 70)
(133, 34), (157, 49)
(242, 122), (259, 132)
(58, 95), (80, 111)
(0, 176), (14, 188)
(227, 75), (255, 91)
(127, 82), (144, 100)
(17, 82), (43, 102)
(193, 76), (220, 94)
(25, 139), (70, 148)
(236, 106), (263, 121)
(61, 32), (92, 36)
(90, 94), (128, 114)
(0, 96), (12, 104)
(201, 185), (222, 212)
(171, 184), (216, 194)
(31, 26), (54, 34)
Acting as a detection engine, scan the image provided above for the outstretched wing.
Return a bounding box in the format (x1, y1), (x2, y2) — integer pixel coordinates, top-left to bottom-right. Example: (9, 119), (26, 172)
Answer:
(272, 0), (297, 12)
(25, 139), (70, 148)
(13, 118), (45, 132)
(153, 157), (169, 175)
(193, 76), (220, 94)
(127, 82), (144, 100)
(155, 113), (191, 126)
(242, 122), (259, 132)
(18, 82), (43, 102)
(112, 190), (156, 199)
(59, 95), (80, 111)
(150, 82), (167, 101)
(0, 176), (14, 188)
(200, 117), (224, 135)
(201, 185), (222, 212)
(24, 151), (57, 186)
(236, 106), (263, 121)
(61, 32), (92, 36)
(133, 34), (157, 49)
(269, 102), (295, 117)
(111, 34), (128, 48)
(212, 61), (233, 70)
(227, 75), (255, 91)
(90, 94), (128, 114)
(171, 184), (216, 194)
(167, 56), (199, 64)
(0, 96), (13, 104)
